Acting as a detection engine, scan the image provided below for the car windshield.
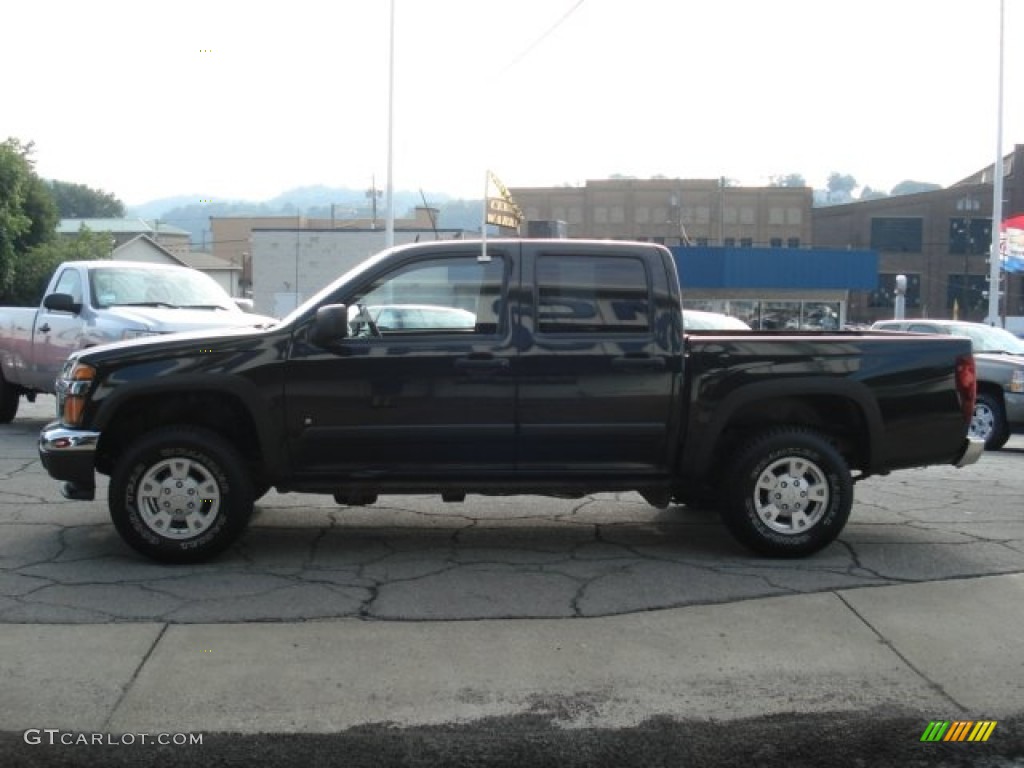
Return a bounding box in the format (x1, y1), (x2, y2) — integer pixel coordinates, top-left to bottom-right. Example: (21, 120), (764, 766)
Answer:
(89, 266), (236, 311)
(948, 323), (1024, 355)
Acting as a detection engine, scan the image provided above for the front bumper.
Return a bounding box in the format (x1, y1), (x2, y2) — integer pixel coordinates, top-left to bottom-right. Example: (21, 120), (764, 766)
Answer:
(38, 422), (101, 493)
(955, 436), (986, 468)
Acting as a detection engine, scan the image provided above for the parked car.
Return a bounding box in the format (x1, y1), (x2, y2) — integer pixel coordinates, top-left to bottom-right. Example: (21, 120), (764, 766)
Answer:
(871, 319), (1024, 449)
(682, 309), (752, 330)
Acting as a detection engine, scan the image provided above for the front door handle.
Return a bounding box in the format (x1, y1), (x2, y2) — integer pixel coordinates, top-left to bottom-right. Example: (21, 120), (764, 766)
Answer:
(37, 323), (51, 334)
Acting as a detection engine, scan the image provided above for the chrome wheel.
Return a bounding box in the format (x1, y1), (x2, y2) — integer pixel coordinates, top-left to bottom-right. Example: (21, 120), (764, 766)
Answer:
(752, 456), (830, 535)
(969, 402), (995, 442)
(137, 457), (222, 539)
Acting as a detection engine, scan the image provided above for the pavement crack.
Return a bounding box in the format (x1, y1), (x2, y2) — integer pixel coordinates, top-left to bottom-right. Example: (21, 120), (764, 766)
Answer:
(102, 623), (168, 731)
(834, 591), (968, 713)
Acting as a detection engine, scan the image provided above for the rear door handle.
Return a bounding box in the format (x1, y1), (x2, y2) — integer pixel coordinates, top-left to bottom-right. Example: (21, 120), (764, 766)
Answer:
(611, 355), (665, 371)
(37, 324), (51, 334)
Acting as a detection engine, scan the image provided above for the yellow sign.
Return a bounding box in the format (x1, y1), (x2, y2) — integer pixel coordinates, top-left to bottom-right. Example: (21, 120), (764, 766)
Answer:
(485, 171), (523, 229)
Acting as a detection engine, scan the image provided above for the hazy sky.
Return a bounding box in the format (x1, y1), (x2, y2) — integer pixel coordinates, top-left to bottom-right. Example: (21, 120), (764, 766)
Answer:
(4, 0), (1021, 206)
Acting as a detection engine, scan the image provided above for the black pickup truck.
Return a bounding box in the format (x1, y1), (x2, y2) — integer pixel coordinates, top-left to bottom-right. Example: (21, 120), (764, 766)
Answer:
(38, 239), (984, 563)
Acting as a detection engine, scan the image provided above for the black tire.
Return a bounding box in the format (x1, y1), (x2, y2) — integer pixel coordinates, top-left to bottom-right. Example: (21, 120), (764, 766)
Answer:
(109, 426), (254, 563)
(720, 428), (853, 558)
(970, 392), (1009, 451)
(0, 372), (19, 424)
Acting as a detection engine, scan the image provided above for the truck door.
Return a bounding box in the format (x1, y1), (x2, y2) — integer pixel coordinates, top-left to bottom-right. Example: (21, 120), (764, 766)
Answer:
(517, 247), (679, 474)
(29, 266), (87, 391)
(284, 247), (518, 481)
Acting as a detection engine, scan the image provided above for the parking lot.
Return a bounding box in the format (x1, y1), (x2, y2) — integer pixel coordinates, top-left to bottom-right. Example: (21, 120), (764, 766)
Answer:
(2, 396), (1022, 766)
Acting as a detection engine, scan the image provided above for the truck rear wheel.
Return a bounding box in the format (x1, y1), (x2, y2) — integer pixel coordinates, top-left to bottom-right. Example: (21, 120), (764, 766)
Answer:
(0, 372), (19, 423)
(720, 428), (852, 557)
(109, 426), (254, 563)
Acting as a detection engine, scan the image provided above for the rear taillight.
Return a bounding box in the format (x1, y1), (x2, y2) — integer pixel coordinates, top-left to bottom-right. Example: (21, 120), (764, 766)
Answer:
(955, 354), (977, 426)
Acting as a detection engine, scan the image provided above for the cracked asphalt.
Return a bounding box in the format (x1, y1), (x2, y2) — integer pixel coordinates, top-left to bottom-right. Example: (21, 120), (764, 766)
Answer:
(2, 396), (1023, 767)
(1, 396), (1022, 624)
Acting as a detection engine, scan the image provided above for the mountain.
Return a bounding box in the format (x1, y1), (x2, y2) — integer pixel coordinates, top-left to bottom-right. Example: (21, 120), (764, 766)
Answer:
(126, 186), (481, 248)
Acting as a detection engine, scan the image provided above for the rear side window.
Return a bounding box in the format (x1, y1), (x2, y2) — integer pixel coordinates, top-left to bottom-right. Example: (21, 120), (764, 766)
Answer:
(536, 254), (651, 335)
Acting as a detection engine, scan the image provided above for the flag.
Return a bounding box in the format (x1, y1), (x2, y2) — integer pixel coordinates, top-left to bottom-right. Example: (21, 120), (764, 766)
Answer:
(485, 170), (523, 231)
(1000, 215), (1024, 273)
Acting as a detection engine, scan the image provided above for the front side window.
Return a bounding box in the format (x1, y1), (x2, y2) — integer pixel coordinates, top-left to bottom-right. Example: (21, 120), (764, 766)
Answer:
(348, 256), (505, 336)
(53, 269), (83, 304)
(535, 254), (650, 335)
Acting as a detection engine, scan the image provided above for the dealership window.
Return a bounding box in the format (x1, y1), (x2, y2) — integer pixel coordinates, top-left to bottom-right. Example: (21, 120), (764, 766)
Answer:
(947, 274), (989, 314)
(770, 237), (783, 247)
(635, 206), (650, 223)
(740, 237), (753, 248)
(870, 217), (923, 252)
(948, 217), (992, 255)
(724, 237), (736, 247)
(869, 272), (921, 308)
(787, 237), (800, 248)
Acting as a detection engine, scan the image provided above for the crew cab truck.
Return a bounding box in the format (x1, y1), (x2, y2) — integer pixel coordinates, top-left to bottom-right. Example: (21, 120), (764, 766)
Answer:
(38, 240), (984, 563)
(0, 260), (274, 422)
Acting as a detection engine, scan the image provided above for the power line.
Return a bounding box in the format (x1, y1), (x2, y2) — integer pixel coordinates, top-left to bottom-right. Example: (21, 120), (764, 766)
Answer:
(501, 0), (586, 73)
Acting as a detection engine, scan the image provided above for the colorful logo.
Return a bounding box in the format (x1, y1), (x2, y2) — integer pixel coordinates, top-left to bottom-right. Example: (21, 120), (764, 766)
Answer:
(920, 720), (997, 742)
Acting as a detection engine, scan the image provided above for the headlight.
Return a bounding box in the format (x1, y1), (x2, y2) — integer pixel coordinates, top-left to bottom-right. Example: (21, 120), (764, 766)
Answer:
(58, 361), (97, 426)
(122, 329), (161, 340)
(1011, 370), (1024, 394)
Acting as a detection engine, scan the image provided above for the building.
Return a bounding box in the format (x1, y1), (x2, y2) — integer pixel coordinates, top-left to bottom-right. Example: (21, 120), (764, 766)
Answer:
(511, 177), (870, 325)
(813, 144), (1024, 324)
(57, 218), (192, 260)
(250, 225), (467, 317)
(510, 178), (812, 248)
(211, 207), (446, 295)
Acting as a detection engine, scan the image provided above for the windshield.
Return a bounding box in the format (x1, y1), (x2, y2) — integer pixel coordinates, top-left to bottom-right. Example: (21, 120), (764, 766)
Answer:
(948, 323), (1024, 355)
(89, 266), (237, 311)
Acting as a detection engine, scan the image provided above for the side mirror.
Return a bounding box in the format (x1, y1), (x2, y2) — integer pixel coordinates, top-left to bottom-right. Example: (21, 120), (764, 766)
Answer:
(310, 304), (349, 347)
(43, 293), (82, 314)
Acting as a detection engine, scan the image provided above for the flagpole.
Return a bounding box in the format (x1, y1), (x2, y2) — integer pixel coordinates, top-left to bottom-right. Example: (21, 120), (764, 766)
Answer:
(986, 0), (1005, 325)
(480, 170), (490, 262)
(384, 0), (396, 250)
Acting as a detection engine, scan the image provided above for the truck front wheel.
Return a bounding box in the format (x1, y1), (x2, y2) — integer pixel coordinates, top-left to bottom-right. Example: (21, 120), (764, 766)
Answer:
(720, 428), (852, 558)
(970, 392), (1009, 450)
(109, 426), (254, 563)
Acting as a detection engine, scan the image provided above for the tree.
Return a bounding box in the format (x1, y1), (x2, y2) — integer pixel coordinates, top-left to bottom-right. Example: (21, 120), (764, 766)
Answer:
(4, 228), (111, 306)
(47, 179), (125, 218)
(859, 186), (890, 201)
(890, 180), (942, 197)
(0, 138), (58, 294)
(769, 173), (807, 188)
(825, 172), (858, 204)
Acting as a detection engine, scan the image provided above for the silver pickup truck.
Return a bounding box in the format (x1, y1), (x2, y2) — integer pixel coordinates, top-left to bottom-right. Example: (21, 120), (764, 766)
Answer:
(0, 260), (275, 422)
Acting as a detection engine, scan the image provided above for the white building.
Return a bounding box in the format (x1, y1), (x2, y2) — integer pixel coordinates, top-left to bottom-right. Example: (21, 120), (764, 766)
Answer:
(251, 228), (466, 317)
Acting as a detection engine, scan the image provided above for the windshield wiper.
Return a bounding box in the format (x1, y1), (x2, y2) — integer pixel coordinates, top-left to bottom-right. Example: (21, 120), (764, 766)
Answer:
(180, 304), (231, 310)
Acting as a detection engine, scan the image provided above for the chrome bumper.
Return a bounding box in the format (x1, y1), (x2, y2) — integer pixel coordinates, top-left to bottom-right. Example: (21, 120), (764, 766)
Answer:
(38, 423), (101, 493)
(38, 425), (102, 454)
(955, 436), (986, 468)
